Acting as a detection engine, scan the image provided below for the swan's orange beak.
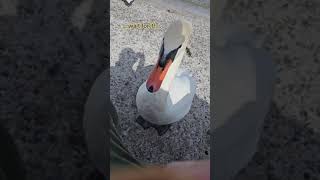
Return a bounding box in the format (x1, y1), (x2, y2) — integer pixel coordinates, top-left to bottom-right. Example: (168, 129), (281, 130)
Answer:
(146, 59), (173, 93)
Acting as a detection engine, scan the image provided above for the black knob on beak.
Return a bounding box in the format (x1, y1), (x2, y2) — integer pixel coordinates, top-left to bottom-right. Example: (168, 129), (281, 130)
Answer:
(147, 86), (154, 93)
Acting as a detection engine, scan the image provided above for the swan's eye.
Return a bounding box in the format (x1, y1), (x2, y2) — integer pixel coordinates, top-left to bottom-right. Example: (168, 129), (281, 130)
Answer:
(158, 56), (166, 68)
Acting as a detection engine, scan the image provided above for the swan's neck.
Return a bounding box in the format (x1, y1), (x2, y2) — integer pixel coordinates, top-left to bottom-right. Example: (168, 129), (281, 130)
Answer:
(160, 55), (182, 92)
(147, 54), (182, 112)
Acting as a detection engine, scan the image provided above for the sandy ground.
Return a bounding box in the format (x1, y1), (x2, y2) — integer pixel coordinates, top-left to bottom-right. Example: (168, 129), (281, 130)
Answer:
(110, 0), (210, 165)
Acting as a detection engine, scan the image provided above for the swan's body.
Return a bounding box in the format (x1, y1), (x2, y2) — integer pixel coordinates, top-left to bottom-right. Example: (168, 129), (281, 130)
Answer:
(83, 69), (108, 177)
(136, 20), (196, 125)
(212, 0), (275, 178)
(137, 69), (195, 125)
(213, 28), (274, 180)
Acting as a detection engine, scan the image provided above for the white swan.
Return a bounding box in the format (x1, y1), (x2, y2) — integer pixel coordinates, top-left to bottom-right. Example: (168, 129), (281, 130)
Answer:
(136, 20), (196, 126)
(83, 69), (108, 177)
(213, 25), (275, 180)
(212, 0), (275, 179)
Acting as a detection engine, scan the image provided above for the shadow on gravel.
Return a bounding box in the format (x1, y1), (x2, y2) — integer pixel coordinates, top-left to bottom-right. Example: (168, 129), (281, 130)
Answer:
(110, 48), (210, 164)
(235, 103), (320, 180)
(0, 0), (107, 179)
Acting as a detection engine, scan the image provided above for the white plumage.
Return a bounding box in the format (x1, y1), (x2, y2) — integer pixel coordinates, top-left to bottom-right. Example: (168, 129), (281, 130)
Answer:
(213, 26), (275, 177)
(212, 1), (275, 179)
(125, 0), (134, 3)
(136, 20), (196, 125)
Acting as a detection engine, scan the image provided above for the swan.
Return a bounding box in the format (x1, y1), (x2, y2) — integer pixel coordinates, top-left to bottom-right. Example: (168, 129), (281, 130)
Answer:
(213, 25), (274, 180)
(83, 69), (109, 177)
(212, 0), (275, 179)
(136, 20), (196, 135)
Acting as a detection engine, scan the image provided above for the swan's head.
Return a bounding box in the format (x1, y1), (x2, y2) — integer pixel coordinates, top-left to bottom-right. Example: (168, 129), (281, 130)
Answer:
(146, 41), (182, 93)
(145, 20), (192, 93)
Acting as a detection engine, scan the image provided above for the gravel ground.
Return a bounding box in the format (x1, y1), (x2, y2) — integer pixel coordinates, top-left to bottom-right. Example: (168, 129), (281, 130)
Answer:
(1, 0), (319, 179)
(223, 0), (320, 179)
(0, 0), (106, 179)
(110, 0), (210, 165)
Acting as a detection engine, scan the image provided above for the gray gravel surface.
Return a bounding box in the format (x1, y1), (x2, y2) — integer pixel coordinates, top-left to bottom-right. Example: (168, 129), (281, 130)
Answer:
(110, 0), (210, 165)
(223, 0), (320, 179)
(1, 0), (320, 179)
(0, 0), (106, 179)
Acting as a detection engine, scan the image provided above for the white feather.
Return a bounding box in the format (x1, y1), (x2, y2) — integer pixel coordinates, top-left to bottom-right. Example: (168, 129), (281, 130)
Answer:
(136, 20), (195, 125)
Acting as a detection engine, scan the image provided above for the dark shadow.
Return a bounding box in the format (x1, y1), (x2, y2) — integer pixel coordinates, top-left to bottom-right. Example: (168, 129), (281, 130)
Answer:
(217, 1), (320, 179)
(110, 48), (210, 164)
(234, 103), (320, 180)
(0, 1), (107, 179)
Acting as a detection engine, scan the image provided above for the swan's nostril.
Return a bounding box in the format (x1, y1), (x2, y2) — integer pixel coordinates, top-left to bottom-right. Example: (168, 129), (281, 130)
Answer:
(147, 86), (154, 92)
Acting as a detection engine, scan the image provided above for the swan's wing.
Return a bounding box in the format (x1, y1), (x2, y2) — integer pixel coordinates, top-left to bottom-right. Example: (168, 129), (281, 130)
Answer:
(214, 45), (257, 128)
(168, 70), (196, 106)
(164, 71), (196, 122)
(213, 44), (274, 180)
